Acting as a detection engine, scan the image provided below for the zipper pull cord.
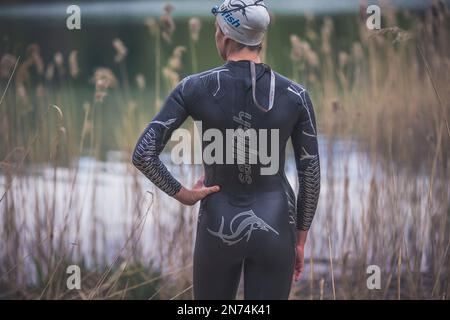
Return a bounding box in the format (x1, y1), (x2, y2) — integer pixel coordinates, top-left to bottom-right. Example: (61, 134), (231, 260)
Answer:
(250, 60), (275, 113)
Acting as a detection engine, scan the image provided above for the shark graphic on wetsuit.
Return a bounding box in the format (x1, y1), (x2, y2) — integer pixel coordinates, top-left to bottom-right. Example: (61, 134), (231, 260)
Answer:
(132, 60), (321, 299)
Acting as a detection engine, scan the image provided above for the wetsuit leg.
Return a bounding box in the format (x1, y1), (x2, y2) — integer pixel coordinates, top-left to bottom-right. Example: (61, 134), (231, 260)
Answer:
(193, 235), (243, 299)
(243, 241), (296, 299)
(193, 195), (244, 300)
(242, 191), (297, 300)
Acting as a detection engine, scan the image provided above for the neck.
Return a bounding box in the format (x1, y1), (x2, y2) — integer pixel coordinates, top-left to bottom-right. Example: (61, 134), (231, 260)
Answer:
(227, 49), (261, 63)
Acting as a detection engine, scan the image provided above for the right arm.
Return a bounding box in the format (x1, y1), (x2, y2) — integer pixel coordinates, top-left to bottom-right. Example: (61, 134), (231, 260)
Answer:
(290, 86), (321, 280)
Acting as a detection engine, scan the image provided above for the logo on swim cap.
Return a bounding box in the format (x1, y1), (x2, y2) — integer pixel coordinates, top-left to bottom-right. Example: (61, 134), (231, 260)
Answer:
(221, 9), (241, 28)
(212, 0), (271, 46)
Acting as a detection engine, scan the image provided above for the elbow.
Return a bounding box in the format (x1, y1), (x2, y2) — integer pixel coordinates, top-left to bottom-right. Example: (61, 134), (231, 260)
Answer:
(131, 147), (146, 171)
(132, 129), (159, 170)
(132, 149), (159, 174)
(131, 148), (140, 169)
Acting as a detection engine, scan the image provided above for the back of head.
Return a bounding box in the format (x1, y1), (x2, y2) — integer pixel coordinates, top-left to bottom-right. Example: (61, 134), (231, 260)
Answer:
(213, 0), (271, 46)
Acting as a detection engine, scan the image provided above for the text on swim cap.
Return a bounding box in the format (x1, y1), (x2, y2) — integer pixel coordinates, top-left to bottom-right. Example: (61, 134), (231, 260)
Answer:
(221, 11), (240, 28)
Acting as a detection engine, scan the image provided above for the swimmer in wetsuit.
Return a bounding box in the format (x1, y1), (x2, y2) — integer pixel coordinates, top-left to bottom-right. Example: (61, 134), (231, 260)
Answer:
(132, 0), (320, 300)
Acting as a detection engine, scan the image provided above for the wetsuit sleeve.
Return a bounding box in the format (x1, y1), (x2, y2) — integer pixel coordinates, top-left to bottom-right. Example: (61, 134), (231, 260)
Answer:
(132, 81), (190, 196)
(291, 89), (321, 231)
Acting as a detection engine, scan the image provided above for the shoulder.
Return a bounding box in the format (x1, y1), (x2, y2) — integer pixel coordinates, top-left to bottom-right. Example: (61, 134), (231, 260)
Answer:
(273, 71), (315, 117)
(272, 71), (309, 105)
(271, 71), (316, 125)
(177, 65), (230, 101)
(181, 66), (230, 91)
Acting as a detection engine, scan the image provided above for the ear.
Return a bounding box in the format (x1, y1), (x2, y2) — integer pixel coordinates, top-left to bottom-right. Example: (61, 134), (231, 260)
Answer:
(223, 37), (232, 54)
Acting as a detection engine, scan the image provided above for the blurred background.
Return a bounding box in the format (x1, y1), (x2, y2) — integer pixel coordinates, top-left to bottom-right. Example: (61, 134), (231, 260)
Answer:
(0, 0), (449, 299)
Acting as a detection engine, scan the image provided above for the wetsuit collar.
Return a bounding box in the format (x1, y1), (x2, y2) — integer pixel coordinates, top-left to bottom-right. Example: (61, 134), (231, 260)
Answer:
(223, 60), (268, 84)
(225, 59), (266, 69)
(223, 60), (275, 112)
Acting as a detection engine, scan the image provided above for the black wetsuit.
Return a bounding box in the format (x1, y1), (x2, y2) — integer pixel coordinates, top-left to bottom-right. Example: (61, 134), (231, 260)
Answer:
(132, 60), (320, 299)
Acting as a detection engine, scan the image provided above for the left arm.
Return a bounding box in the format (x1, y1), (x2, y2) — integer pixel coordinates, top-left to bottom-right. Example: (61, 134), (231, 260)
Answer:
(132, 79), (219, 204)
(132, 84), (188, 197)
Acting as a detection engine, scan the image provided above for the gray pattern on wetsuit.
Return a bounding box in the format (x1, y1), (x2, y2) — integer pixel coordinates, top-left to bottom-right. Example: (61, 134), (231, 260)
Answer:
(132, 80), (190, 197)
(181, 75), (191, 94)
(288, 83), (316, 135)
(207, 209), (279, 246)
(132, 122), (182, 196)
(297, 156), (320, 230)
(199, 68), (229, 97)
(288, 81), (321, 231)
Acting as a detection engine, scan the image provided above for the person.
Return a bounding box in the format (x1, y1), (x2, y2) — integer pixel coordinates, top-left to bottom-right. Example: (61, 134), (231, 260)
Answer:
(132, 0), (320, 300)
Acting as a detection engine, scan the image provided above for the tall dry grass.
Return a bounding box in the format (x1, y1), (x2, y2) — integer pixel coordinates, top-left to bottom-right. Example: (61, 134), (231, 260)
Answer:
(0, 2), (449, 299)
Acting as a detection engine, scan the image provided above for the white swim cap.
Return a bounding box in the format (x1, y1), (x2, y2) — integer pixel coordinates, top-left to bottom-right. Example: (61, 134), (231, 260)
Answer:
(212, 0), (271, 46)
